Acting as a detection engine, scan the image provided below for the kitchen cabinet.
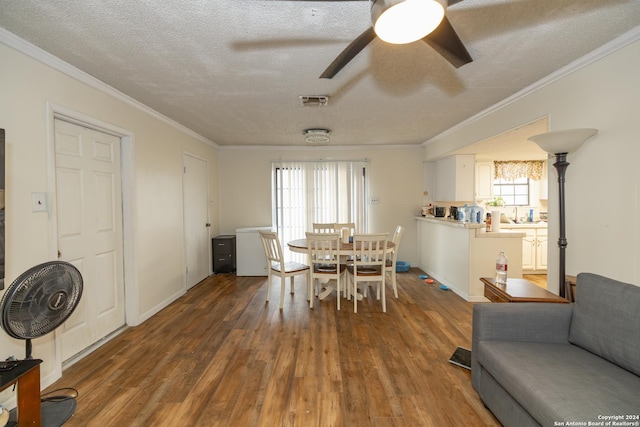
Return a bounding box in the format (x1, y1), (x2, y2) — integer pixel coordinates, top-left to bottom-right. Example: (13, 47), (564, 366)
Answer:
(502, 225), (547, 273)
(475, 161), (494, 200)
(433, 154), (475, 202)
(522, 228), (537, 270)
(535, 228), (548, 270)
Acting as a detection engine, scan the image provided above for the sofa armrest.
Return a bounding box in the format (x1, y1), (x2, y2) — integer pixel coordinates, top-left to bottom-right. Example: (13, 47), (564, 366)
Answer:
(471, 302), (574, 390)
(472, 302), (574, 344)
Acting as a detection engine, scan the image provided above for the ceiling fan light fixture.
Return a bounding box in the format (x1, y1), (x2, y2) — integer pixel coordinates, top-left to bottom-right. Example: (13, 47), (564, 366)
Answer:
(372, 0), (445, 45)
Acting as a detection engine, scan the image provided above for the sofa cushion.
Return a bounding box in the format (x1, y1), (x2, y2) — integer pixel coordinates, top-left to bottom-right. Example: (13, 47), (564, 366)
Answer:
(477, 341), (640, 426)
(568, 273), (640, 376)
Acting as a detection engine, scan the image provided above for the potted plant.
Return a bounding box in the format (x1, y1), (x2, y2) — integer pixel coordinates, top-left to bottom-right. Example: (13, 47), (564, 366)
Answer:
(485, 196), (505, 208)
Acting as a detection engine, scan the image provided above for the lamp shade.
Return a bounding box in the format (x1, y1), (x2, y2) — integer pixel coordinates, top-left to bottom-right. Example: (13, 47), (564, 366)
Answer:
(528, 128), (598, 155)
(372, 0), (445, 44)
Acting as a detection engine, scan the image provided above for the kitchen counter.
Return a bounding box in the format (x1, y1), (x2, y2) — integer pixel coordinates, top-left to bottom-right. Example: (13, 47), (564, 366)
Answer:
(416, 216), (524, 301)
(501, 222), (548, 229)
(416, 216), (526, 239)
(416, 215), (484, 229)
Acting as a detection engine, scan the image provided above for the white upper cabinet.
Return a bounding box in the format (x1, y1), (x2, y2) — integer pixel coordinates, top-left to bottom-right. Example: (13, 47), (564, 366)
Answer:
(433, 154), (475, 202)
(475, 161), (494, 200)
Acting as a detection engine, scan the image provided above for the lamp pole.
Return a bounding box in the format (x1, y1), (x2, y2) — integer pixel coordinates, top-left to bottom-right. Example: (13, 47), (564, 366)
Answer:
(528, 128), (597, 300)
(552, 153), (570, 299)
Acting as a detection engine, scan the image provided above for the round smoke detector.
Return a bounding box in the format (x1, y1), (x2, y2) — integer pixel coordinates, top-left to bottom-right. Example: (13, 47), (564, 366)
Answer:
(304, 128), (331, 144)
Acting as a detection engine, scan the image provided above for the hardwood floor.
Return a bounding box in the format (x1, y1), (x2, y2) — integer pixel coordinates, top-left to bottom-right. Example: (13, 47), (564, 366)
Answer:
(524, 274), (547, 289)
(45, 269), (499, 426)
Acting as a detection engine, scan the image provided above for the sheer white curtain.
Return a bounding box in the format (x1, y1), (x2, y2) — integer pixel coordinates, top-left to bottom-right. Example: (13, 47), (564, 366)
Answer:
(273, 160), (368, 262)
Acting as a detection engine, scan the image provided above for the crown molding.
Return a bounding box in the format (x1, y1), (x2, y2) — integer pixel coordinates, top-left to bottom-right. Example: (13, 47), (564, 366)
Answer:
(0, 27), (217, 148)
(216, 143), (422, 151)
(423, 25), (640, 146)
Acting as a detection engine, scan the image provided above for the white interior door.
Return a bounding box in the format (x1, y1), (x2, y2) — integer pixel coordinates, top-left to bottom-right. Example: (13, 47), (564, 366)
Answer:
(54, 119), (125, 361)
(183, 153), (210, 289)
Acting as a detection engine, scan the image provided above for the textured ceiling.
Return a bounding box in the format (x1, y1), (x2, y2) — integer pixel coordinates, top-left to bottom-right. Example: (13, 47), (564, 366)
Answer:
(1, 0), (639, 148)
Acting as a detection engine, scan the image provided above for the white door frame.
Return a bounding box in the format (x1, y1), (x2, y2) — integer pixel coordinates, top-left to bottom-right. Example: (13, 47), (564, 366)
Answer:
(45, 103), (139, 379)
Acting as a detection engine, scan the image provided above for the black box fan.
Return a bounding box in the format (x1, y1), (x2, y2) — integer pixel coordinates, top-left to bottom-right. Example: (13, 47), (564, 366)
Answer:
(1, 261), (83, 427)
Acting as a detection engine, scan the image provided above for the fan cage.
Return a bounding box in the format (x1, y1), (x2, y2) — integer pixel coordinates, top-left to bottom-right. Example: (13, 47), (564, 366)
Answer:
(1, 261), (83, 340)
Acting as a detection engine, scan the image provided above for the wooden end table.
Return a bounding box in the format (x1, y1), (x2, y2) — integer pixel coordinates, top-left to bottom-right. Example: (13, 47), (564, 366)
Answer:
(481, 277), (569, 303)
(0, 359), (42, 426)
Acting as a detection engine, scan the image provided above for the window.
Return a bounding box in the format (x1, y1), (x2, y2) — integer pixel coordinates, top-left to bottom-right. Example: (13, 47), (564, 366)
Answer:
(273, 160), (368, 262)
(493, 177), (530, 206)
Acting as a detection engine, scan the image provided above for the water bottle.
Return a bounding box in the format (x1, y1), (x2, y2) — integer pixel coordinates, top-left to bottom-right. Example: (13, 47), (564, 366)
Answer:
(495, 251), (508, 285)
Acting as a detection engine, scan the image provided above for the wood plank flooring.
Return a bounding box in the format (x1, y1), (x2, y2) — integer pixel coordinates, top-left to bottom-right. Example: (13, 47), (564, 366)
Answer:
(524, 274), (547, 289)
(45, 269), (499, 426)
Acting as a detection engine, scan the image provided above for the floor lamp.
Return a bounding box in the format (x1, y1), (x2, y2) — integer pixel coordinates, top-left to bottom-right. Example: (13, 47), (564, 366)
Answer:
(528, 128), (598, 299)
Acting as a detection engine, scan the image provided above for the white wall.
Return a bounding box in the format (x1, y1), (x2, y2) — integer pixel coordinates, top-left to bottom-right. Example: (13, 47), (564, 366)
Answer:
(217, 146), (424, 265)
(0, 38), (219, 396)
(423, 35), (640, 292)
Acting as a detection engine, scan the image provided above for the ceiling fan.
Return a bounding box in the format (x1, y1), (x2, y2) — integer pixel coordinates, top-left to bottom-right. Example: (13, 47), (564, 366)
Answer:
(277, 0), (473, 79)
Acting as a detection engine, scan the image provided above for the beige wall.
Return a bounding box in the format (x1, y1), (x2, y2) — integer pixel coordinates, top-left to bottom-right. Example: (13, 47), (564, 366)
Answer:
(217, 147), (424, 265)
(422, 38), (640, 292)
(0, 41), (219, 395)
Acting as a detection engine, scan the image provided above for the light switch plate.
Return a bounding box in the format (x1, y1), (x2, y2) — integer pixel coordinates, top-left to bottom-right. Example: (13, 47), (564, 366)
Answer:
(32, 192), (47, 212)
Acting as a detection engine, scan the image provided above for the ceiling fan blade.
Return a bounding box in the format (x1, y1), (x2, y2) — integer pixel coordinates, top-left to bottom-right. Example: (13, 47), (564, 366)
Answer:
(320, 27), (376, 79)
(422, 15), (472, 68)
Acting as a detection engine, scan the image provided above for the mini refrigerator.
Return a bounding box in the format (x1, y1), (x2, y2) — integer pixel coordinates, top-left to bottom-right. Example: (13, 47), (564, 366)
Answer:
(235, 226), (272, 276)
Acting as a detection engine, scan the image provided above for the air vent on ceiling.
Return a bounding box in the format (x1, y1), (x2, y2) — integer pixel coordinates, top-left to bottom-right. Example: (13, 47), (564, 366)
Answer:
(299, 95), (329, 107)
(304, 129), (331, 144)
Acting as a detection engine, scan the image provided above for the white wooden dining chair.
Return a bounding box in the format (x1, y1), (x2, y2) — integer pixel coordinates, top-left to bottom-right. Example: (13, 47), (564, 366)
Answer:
(259, 230), (310, 309)
(305, 232), (346, 310)
(333, 222), (356, 298)
(347, 233), (389, 313)
(312, 223), (336, 233)
(385, 225), (405, 299)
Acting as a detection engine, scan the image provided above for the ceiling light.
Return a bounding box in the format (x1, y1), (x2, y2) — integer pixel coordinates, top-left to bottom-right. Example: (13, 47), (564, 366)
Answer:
(299, 95), (329, 107)
(372, 0), (445, 45)
(304, 129), (331, 144)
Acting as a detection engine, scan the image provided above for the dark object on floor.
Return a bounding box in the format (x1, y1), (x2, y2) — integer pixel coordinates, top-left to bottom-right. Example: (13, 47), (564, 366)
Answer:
(449, 347), (471, 370)
(8, 399), (77, 427)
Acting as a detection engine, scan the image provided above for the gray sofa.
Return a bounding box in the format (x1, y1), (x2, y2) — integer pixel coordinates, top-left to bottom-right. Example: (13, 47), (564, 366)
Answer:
(472, 273), (640, 426)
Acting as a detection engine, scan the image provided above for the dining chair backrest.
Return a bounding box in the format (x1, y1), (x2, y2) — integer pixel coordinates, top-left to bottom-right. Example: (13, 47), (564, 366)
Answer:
(259, 230), (310, 309)
(260, 230), (284, 266)
(350, 232), (389, 313)
(333, 222), (356, 235)
(312, 223), (336, 233)
(306, 232), (343, 309)
(387, 225), (405, 299)
(392, 225), (405, 247)
(306, 232), (341, 265)
(352, 233), (388, 269)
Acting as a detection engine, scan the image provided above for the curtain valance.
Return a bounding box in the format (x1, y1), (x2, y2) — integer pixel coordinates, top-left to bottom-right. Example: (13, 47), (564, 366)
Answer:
(494, 160), (543, 181)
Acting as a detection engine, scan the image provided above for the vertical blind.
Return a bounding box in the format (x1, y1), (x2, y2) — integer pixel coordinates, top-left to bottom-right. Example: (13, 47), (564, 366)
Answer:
(273, 160), (368, 262)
